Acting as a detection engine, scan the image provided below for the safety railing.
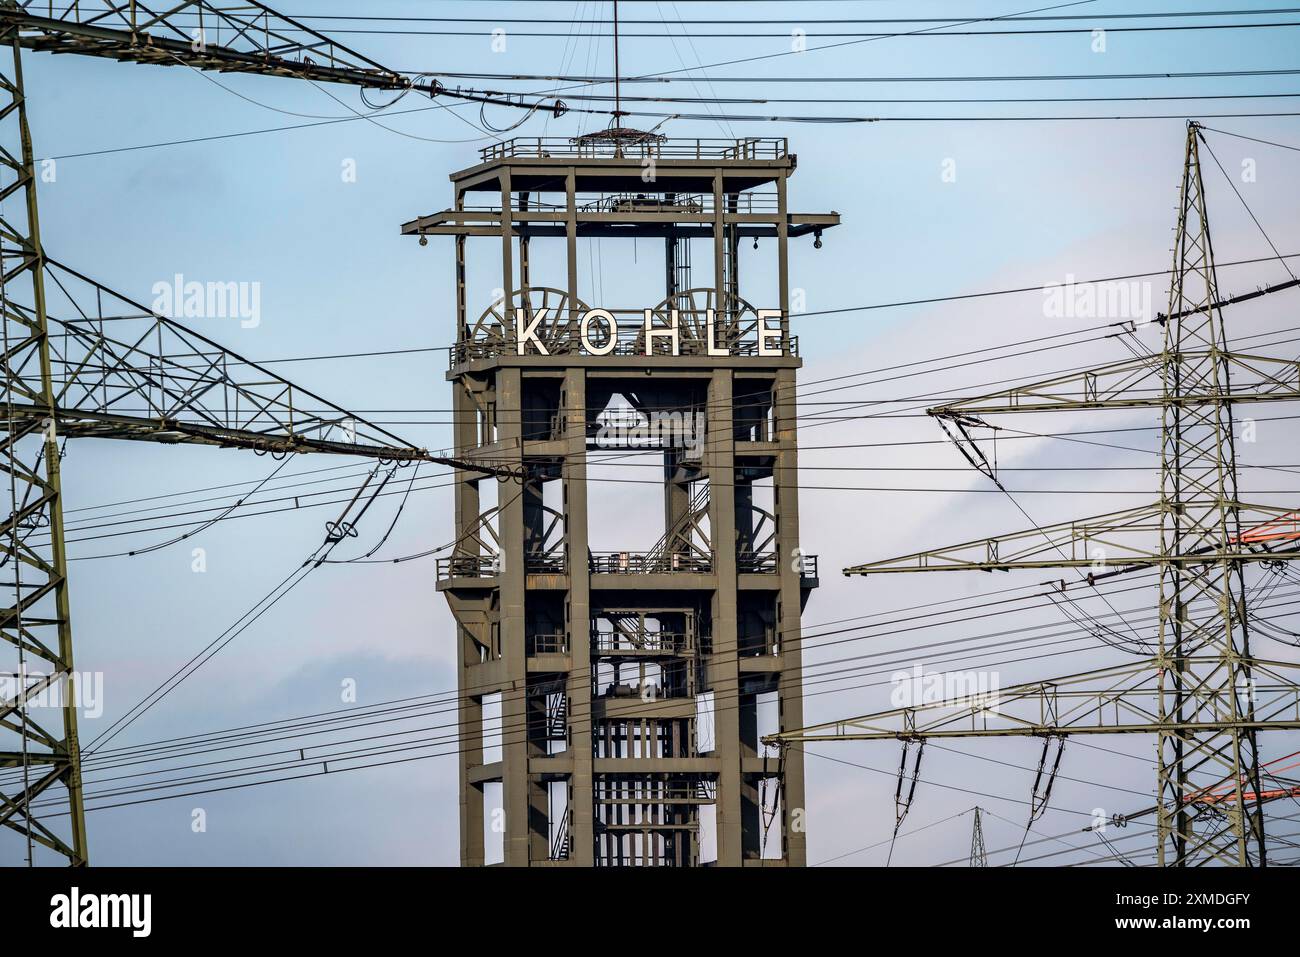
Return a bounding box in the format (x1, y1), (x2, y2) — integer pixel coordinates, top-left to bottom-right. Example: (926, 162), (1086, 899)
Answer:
(589, 551), (712, 575)
(436, 554), (498, 579)
(735, 552), (820, 578)
(438, 551), (814, 580)
(594, 681), (691, 701)
(525, 553), (567, 574)
(434, 553), (572, 578)
(577, 191), (781, 215)
(479, 137), (788, 162)
(464, 190), (780, 215)
(737, 552), (779, 574)
(529, 632), (568, 655)
(592, 631), (689, 654)
(800, 554), (819, 580)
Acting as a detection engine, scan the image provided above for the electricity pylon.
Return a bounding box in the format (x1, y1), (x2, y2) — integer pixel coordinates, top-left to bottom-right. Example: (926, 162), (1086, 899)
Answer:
(970, 807), (987, 867)
(0, 1), (563, 112)
(767, 122), (1300, 867)
(0, 1), (544, 866)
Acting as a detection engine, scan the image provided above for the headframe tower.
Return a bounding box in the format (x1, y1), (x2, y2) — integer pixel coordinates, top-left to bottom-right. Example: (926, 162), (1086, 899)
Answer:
(405, 129), (838, 865)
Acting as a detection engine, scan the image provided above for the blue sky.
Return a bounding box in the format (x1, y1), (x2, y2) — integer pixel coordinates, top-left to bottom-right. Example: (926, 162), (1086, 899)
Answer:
(10, 0), (1300, 865)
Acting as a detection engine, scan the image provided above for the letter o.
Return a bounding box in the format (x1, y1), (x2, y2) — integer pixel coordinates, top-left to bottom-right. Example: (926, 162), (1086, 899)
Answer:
(580, 309), (618, 355)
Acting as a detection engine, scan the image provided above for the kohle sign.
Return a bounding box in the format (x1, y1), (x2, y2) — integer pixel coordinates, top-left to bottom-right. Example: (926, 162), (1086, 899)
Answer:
(511, 306), (787, 357)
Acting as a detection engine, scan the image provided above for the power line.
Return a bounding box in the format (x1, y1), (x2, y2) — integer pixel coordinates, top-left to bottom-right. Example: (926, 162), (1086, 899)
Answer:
(40, 579), (1264, 821)
(53, 315), (1300, 431)
(78, 464), (404, 755)
(111, 8), (1300, 25)
(38, 319), (1149, 526)
(50, 416), (1300, 553)
(41, 573), (1298, 794)
(1202, 126), (1300, 153)
(51, 335), (1300, 548)
(30, 561), (1300, 858)
(94, 21), (1300, 39)
(562, 91), (1300, 105)
(62, 573), (1133, 765)
(432, 66), (1300, 84)
(25, 563), (1179, 786)
(80, 252), (1299, 378)
(46, 105), (1300, 161)
(1201, 132), (1298, 283)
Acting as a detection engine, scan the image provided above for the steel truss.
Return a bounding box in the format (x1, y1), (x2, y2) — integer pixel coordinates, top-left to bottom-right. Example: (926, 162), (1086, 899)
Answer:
(0, 0), (564, 112)
(0, 2), (524, 864)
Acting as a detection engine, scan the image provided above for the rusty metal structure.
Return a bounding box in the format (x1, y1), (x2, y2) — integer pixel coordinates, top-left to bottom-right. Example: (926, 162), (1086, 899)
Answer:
(407, 132), (837, 865)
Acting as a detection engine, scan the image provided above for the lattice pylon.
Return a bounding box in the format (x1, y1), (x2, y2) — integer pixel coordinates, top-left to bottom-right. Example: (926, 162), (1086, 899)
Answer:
(969, 807), (987, 867)
(1154, 123), (1266, 867)
(782, 122), (1300, 867)
(0, 28), (86, 866)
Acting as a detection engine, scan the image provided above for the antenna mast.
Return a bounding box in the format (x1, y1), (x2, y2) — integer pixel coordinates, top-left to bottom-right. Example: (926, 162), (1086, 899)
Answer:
(573, 0), (663, 154)
(613, 0), (623, 124)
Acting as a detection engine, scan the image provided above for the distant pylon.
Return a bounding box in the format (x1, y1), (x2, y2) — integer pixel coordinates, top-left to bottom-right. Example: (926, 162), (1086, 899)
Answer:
(970, 807), (988, 867)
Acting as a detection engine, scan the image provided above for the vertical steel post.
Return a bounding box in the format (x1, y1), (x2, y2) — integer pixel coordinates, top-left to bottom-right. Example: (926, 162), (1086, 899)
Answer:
(0, 28), (87, 867)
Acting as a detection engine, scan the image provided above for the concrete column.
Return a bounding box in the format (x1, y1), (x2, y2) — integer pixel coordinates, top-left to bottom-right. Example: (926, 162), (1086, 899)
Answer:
(501, 170), (514, 307)
(563, 368), (595, 865)
(774, 365), (808, 865)
(706, 368), (742, 865)
(455, 187), (467, 340)
(456, 664), (486, 866)
(519, 191), (531, 291)
(712, 170), (725, 331)
(565, 169), (578, 315)
(777, 171), (790, 342)
(496, 366), (530, 865)
(452, 380), (485, 865)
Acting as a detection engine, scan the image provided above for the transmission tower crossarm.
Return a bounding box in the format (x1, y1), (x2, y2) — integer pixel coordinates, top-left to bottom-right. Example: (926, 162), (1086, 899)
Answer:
(762, 656), (1300, 745)
(0, 401), (420, 458)
(0, 0), (567, 114)
(843, 501), (1300, 575)
(925, 347), (1300, 418)
(18, 258), (433, 455)
(1091, 746), (1300, 835)
(0, 0), (426, 90)
(1156, 276), (1300, 325)
(20, 258), (518, 477)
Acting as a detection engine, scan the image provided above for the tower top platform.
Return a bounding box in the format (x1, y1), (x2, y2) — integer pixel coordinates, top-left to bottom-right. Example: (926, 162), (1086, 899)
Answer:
(446, 136), (799, 195)
(401, 135), (837, 241)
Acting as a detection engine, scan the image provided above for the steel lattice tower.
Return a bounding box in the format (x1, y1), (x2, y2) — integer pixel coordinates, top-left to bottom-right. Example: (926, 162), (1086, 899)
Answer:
(969, 807), (987, 867)
(1154, 123), (1266, 866)
(767, 122), (1300, 867)
(0, 1), (539, 865)
(0, 26), (85, 864)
